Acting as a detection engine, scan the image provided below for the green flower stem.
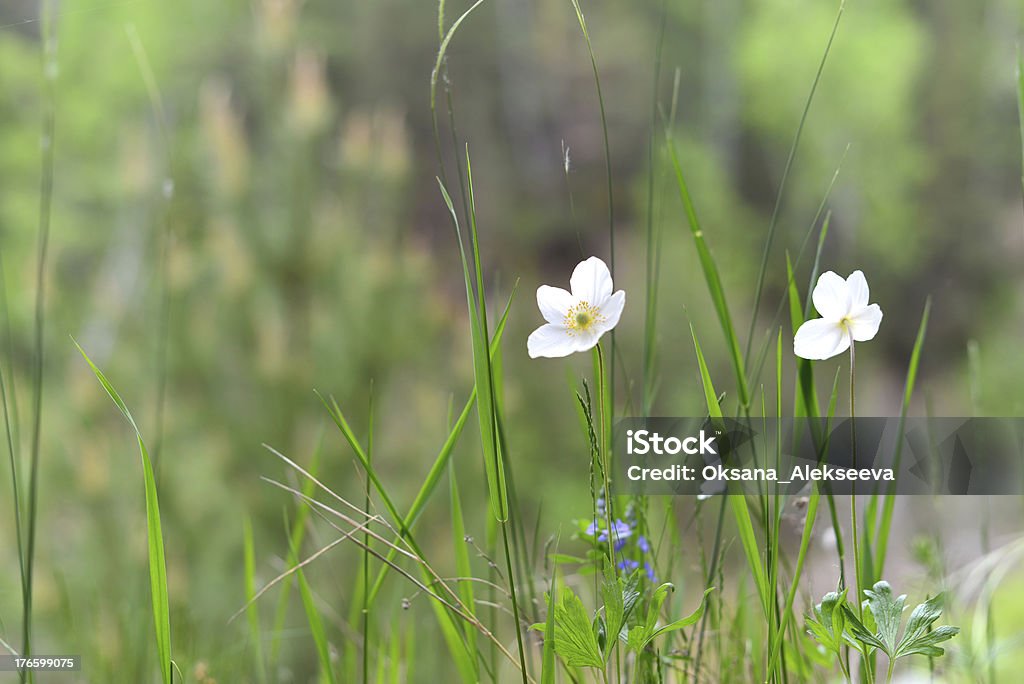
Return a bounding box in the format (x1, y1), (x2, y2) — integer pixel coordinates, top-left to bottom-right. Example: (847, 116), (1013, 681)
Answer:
(594, 343), (619, 682)
(593, 344), (616, 570)
(849, 342), (862, 613)
(848, 342), (875, 682)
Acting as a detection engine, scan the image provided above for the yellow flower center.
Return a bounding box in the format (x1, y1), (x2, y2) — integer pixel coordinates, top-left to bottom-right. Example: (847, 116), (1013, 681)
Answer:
(565, 301), (604, 336)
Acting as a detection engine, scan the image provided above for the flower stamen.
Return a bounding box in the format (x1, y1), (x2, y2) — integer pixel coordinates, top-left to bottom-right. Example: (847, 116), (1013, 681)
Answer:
(565, 301), (605, 336)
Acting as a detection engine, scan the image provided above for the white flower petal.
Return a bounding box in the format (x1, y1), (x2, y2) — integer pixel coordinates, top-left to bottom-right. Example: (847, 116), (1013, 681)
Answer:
(569, 256), (613, 305)
(794, 318), (851, 360)
(846, 270), (870, 309)
(848, 303), (882, 342)
(570, 327), (604, 354)
(536, 285), (574, 325)
(527, 324), (577, 358)
(811, 271), (850, 321)
(596, 290), (625, 332)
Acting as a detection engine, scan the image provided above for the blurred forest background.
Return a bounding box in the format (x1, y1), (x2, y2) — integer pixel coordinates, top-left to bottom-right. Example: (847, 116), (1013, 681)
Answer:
(2, 0), (1024, 681)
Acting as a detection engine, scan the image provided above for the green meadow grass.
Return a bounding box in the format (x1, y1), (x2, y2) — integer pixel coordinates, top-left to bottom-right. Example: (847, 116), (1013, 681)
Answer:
(3, 1), (1023, 683)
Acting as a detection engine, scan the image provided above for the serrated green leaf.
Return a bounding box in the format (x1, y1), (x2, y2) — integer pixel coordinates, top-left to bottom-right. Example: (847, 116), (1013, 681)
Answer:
(863, 581), (906, 655)
(552, 588), (603, 669)
(895, 593), (959, 659)
(806, 590), (848, 655)
(626, 624), (646, 652)
(897, 625), (960, 658)
(899, 592), (943, 649)
(599, 579), (624, 660)
(841, 604), (886, 655)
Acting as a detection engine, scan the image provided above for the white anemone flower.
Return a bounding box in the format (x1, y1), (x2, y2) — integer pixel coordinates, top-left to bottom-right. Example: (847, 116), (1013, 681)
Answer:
(794, 270), (883, 360)
(527, 256), (625, 359)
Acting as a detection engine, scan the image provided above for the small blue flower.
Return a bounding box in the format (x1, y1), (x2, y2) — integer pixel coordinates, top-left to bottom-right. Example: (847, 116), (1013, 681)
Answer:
(644, 561), (657, 583)
(637, 535), (651, 554)
(587, 518), (633, 546)
(617, 559), (640, 574)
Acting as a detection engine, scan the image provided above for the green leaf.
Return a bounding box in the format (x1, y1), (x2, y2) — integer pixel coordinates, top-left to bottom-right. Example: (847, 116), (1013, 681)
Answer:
(552, 588), (603, 669)
(600, 578), (625, 660)
(897, 625), (960, 658)
(863, 581), (906, 655)
(840, 604), (886, 655)
(642, 587), (714, 648)
(896, 593), (958, 659)
(626, 624), (646, 653)
(828, 583), (960, 664)
(805, 590), (847, 655)
(626, 584), (714, 652)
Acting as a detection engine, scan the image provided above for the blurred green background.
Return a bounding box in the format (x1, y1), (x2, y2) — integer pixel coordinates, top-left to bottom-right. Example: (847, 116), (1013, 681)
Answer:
(2, 0), (1024, 681)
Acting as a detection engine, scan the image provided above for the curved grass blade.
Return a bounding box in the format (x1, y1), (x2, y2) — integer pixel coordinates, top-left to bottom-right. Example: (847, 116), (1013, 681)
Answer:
(74, 341), (172, 684)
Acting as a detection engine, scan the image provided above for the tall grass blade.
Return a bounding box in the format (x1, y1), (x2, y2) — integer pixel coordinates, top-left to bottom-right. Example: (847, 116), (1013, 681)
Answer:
(296, 566), (337, 684)
(365, 286), (516, 604)
(569, 0), (618, 414)
(362, 385), (376, 684)
(744, 0), (845, 364)
(243, 516), (267, 684)
(568, 0), (615, 271)
(690, 325), (768, 617)
(668, 145), (749, 406)
(0, 256), (25, 658)
(642, 0), (670, 415)
(23, 3), (59, 674)
(767, 365), (844, 675)
(75, 342), (172, 684)
(449, 462), (478, 672)
(870, 299), (931, 580)
(437, 174), (507, 522)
